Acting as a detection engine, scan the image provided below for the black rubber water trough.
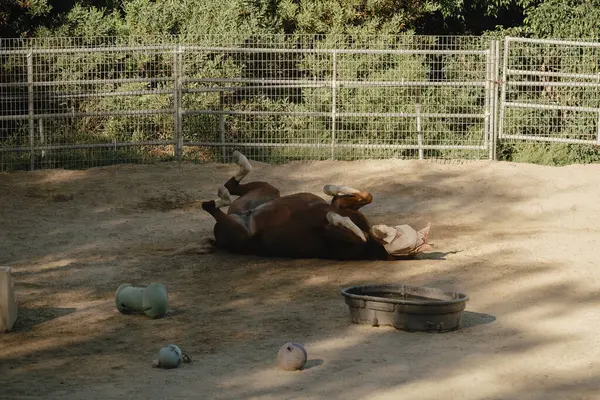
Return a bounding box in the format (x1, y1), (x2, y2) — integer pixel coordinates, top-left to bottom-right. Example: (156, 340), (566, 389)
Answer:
(341, 284), (469, 332)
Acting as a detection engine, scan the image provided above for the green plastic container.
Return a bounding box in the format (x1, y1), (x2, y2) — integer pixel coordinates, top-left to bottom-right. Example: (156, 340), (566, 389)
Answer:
(115, 282), (168, 319)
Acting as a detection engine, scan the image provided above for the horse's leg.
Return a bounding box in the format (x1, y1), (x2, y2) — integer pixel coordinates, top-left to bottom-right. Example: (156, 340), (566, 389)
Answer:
(226, 179), (281, 215)
(324, 185), (361, 195)
(319, 212), (379, 260)
(326, 212), (367, 242)
(324, 184), (373, 211)
(225, 178), (280, 199)
(232, 150), (252, 182)
(320, 225), (370, 260)
(201, 200), (253, 253)
(224, 150), (279, 197)
(222, 150), (281, 214)
(213, 185), (233, 208)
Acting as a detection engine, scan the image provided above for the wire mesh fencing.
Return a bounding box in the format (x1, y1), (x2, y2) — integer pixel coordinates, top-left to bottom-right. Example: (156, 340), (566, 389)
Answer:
(499, 37), (600, 146)
(0, 37), (178, 171)
(1, 35), (499, 171)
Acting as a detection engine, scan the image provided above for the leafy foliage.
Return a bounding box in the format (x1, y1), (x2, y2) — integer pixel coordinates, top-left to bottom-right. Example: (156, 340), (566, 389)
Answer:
(2, 0), (600, 168)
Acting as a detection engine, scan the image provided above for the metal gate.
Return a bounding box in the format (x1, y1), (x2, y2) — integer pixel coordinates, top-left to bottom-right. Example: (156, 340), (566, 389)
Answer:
(499, 37), (600, 146)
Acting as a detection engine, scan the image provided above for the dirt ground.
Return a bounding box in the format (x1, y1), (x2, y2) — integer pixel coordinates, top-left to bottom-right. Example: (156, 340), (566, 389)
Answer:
(1, 157), (600, 400)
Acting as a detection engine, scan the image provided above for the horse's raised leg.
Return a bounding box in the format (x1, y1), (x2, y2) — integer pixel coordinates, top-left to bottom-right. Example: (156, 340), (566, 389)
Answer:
(324, 185), (373, 210)
(224, 151), (280, 198)
(326, 212), (367, 243)
(219, 150), (281, 214)
(233, 150), (252, 182)
(200, 183), (233, 209)
(225, 178), (280, 199)
(323, 185), (360, 196)
(213, 185), (233, 208)
(201, 200), (253, 253)
(319, 211), (379, 260)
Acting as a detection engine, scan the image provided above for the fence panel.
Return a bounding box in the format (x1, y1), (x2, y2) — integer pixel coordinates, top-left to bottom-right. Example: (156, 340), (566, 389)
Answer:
(0, 37), (179, 171)
(499, 37), (600, 146)
(0, 35), (496, 171)
(179, 36), (496, 163)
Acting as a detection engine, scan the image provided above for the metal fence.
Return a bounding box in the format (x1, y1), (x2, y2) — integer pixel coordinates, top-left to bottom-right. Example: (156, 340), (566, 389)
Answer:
(2, 35), (600, 171)
(0, 35), (500, 171)
(499, 37), (600, 146)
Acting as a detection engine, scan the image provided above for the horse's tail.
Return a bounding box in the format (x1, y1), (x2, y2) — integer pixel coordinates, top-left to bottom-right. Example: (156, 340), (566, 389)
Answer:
(168, 237), (217, 255)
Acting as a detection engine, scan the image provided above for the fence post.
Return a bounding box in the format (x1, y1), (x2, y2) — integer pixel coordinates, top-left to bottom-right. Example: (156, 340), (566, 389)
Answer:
(484, 43), (491, 159)
(497, 37), (510, 151)
(597, 72), (600, 146)
(416, 104), (423, 160)
(492, 40), (501, 160)
(219, 92), (226, 162)
(597, 113), (600, 145)
(27, 50), (34, 171)
(39, 118), (45, 161)
(330, 50), (337, 160)
(173, 45), (183, 164)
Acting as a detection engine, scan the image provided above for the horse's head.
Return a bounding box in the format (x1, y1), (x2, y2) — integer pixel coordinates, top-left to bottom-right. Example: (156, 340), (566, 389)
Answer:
(370, 223), (432, 258)
(323, 184), (433, 259)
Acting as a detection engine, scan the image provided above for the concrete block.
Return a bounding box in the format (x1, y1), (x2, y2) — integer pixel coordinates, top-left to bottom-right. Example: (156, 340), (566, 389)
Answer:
(0, 266), (18, 332)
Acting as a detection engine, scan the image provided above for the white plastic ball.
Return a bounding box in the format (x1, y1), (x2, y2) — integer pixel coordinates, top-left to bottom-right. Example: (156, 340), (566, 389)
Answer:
(277, 342), (307, 371)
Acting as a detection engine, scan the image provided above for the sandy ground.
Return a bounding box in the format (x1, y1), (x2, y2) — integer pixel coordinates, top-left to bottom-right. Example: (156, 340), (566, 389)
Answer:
(1, 157), (600, 400)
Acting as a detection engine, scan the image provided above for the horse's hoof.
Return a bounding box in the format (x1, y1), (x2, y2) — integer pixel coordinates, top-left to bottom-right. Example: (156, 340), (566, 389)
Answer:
(233, 150), (252, 180)
(232, 150), (247, 164)
(201, 200), (216, 211)
(217, 185), (232, 206)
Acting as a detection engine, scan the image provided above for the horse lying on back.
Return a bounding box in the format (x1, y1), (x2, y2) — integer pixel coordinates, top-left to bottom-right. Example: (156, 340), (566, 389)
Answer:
(197, 151), (432, 261)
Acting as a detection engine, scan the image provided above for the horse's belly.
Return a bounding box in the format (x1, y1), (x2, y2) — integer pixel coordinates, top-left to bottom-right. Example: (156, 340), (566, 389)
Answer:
(258, 227), (329, 258)
(247, 194), (328, 233)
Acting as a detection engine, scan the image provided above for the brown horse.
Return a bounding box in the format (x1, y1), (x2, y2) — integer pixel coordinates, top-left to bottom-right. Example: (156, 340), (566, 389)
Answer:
(199, 151), (432, 260)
